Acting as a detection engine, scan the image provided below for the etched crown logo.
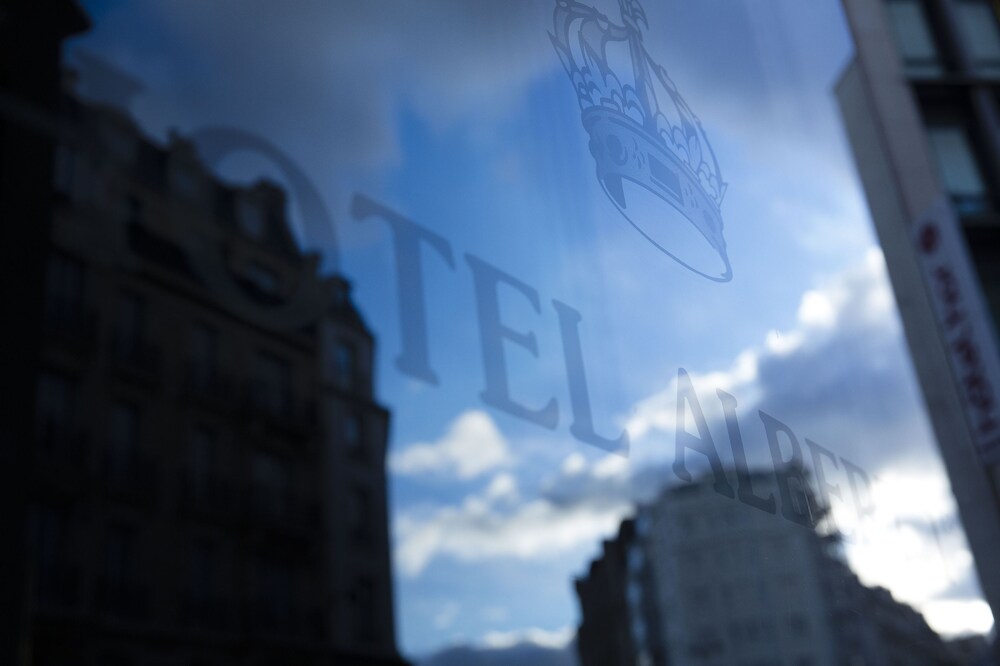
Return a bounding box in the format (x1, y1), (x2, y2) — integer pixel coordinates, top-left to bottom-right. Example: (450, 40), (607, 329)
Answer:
(550, 0), (731, 281)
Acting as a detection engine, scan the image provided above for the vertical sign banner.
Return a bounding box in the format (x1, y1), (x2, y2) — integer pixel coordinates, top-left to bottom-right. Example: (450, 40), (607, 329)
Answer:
(914, 196), (1000, 465)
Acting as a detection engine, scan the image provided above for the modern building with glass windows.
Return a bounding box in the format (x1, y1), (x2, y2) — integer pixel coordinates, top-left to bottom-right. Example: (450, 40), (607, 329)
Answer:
(836, 0), (1000, 630)
(21, 83), (408, 665)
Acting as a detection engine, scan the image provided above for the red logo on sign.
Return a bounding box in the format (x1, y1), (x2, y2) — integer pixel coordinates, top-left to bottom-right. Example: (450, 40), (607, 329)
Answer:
(919, 225), (940, 254)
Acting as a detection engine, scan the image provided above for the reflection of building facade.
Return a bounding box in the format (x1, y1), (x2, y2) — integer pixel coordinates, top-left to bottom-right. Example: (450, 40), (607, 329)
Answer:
(1, 3), (91, 665)
(576, 518), (664, 666)
(575, 470), (957, 666)
(17, 35), (407, 666)
(835, 0), (1000, 632)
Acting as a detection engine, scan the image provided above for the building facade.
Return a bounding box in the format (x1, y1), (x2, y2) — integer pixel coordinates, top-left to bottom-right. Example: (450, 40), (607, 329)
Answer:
(576, 469), (958, 666)
(835, 0), (1000, 628)
(575, 518), (664, 666)
(0, 3), (90, 664)
(22, 80), (407, 665)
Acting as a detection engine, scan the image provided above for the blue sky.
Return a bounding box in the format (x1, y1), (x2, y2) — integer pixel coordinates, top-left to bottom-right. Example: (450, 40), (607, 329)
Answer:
(71, 0), (994, 658)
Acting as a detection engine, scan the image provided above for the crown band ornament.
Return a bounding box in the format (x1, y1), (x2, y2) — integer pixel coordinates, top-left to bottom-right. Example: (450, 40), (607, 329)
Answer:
(550, 0), (732, 281)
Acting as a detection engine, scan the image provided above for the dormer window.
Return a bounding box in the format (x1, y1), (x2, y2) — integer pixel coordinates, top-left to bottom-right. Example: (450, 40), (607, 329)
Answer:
(171, 165), (200, 200)
(332, 341), (358, 390)
(345, 412), (363, 454)
(237, 198), (266, 239)
(246, 261), (280, 294)
(103, 124), (136, 164)
(331, 281), (348, 308)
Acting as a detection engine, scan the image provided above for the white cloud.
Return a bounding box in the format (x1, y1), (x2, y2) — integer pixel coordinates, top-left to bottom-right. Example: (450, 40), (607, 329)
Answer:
(395, 493), (630, 577)
(797, 289), (837, 329)
(617, 250), (989, 637)
(921, 600), (995, 637)
(623, 247), (901, 456)
(625, 344), (759, 445)
(484, 472), (519, 504)
(836, 471), (989, 636)
(592, 453), (628, 479)
(433, 601), (461, 630)
(560, 452), (587, 476)
(480, 625), (575, 650)
(481, 606), (510, 623)
(390, 410), (512, 480)
(394, 453), (636, 576)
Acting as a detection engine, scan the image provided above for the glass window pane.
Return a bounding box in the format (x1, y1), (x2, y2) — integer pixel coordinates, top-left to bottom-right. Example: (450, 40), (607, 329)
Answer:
(54, 144), (76, 195)
(190, 323), (217, 385)
(189, 426), (216, 494)
(334, 342), (357, 390)
(247, 260), (279, 294)
(44, 5), (1000, 663)
(237, 198), (266, 238)
(171, 165), (200, 199)
(255, 351), (290, 413)
(36, 372), (74, 429)
(252, 451), (288, 515)
(106, 525), (135, 586)
(32, 506), (67, 566)
(114, 292), (145, 354)
(887, 0), (942, 74)
(958, 1), (1000, 70)
(350, 486), (370, 539)
(109, 402), (139, 478)
(345, 413), (362, 452)
(44, 253), (84, 322)
(966, 235), (1000, 342)
(191, 539), (215, 600)
(927, 125), (989, 213)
